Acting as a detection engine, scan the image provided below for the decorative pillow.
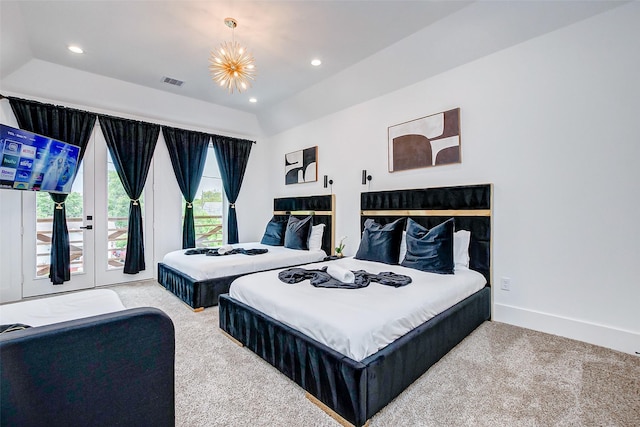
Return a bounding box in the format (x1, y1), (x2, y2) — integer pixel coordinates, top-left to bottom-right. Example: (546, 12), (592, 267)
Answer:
(355, 218), (405, 265)
(308, 224), (325, 251)
(401, 218), (454, 274)
(284, 215), (313, 250)
(399, 228), (470, 269)
(260, 217), (287, 246)
(453, 229), (471, 269)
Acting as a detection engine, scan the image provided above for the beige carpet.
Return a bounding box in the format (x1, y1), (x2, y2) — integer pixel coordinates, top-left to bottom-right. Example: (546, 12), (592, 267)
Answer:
(111, 280), (640, 427)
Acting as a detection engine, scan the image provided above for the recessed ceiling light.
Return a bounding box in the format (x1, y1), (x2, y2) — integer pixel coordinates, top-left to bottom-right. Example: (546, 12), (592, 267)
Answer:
(249, 97), (257, 103)
(311, 59), (322, 67)
(68, 45), (84, 54)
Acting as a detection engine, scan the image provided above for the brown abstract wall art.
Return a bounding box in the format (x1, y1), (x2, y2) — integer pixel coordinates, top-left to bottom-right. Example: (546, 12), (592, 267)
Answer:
(388, 108), (461, 172)
(285, 146), (318, 185)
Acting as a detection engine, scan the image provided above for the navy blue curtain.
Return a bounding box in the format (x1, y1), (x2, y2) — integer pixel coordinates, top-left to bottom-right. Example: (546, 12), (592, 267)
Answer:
(162, 127), (210, 249)
(211, 136), (254, 244)
(99, 116), (159, 274)
(9, 97), (96, 284)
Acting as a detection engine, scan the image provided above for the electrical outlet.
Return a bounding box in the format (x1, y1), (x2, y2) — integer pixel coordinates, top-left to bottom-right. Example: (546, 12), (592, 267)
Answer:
(500, 277), (511, 291)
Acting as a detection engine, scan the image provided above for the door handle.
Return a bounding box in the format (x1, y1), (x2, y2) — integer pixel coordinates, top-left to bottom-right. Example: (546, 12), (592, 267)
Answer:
(80, 225), (93, 230)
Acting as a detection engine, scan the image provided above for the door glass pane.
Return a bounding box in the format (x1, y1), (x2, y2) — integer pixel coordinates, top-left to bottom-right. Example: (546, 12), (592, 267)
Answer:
(191, 145), (223, 247)
(107, 153), (144, 269)
(35, 163), (85, 277)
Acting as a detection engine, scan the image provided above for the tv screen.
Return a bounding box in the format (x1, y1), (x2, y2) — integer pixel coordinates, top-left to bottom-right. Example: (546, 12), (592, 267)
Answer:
(0, 123), (80, 194)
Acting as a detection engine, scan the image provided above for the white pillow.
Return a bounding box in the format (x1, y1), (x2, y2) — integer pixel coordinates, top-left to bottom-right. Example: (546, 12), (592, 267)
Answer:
(308, 224), (325, 251)
(453, 230), (471, 269)
(399, 231), (407, 263)
(398, 228), (471, 268)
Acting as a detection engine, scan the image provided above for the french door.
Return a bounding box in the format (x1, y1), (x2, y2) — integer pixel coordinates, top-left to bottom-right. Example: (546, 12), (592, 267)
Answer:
(22, 127), (154, 297)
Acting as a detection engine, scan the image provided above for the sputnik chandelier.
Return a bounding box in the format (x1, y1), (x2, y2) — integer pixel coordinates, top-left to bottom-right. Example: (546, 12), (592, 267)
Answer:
(209, 17), (256, 94)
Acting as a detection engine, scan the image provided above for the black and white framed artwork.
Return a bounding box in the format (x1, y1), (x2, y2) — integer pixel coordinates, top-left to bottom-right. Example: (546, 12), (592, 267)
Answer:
(285, 146), (317, 185)
(388, 108), (461, 172)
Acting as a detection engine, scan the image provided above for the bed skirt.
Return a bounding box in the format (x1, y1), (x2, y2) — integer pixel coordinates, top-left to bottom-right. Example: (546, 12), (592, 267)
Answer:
(219, 286), (491, 426)
(158, 263), (243, 309)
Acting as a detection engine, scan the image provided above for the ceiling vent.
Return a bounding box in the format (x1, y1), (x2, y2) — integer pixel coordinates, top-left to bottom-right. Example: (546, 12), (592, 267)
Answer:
(162, 76), (184, 87)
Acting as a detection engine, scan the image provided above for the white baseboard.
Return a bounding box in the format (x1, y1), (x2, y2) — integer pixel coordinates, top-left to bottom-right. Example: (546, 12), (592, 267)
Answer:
(492, 303), (640, 356)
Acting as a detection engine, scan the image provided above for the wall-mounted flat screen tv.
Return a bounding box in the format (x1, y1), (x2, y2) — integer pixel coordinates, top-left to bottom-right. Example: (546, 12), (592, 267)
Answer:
(0, 123), (80, 194)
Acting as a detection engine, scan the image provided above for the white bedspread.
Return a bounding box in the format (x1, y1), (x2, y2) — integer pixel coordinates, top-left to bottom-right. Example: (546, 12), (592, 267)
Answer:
(162, 242), (327, 281)
(229, 257), (486, 361)
(0, 289), (125, 327)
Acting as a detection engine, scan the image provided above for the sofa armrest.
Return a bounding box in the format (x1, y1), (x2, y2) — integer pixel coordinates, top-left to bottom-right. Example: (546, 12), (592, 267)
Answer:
(1, 307), (175, 427)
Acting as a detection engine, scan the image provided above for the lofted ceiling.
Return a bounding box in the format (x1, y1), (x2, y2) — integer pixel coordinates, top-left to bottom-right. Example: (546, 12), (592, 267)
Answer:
(0, 1), (626, 135)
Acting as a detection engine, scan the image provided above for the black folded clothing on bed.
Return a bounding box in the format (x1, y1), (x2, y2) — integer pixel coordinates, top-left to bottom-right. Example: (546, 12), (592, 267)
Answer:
(278, 267), (412, 289)
(0, 323), (31, 334)
(183, 248), (268, 256)
(207, 248), (268, 256)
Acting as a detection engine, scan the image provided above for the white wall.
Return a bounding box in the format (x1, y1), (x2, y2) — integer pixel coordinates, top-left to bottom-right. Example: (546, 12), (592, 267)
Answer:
(255, 3), (640, 355)
(0, 104), (23, 302)
(234, 138), (272, 242)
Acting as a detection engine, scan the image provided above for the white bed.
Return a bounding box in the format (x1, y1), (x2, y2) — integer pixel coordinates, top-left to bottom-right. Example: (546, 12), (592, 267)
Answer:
(220, 184), (492, 427)
(229, 257), (486, 361)
(0, 289), (125, 327)
(158, 194), (336, 310)
(162, 242), (327, 282)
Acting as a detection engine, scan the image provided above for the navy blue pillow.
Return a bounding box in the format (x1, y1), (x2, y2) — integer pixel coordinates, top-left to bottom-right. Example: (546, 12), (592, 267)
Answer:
(260, 217), (287, 246)
(401, 218), (454, 274)
(355, 218), (405, 265)
(284, 215), (313, 250)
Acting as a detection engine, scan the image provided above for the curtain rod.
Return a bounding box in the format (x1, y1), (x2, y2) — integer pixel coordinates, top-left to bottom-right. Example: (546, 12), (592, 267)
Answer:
(0, 93), (256, 144)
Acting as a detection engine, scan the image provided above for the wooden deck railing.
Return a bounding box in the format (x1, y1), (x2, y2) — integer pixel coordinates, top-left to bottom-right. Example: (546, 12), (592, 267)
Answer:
(35, 215), (224, 276)
(193, 214), (224, 247)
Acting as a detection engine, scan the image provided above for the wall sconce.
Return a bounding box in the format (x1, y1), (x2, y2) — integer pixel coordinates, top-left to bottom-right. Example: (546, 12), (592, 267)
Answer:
(361, 170), (372, 185)
(323, 175), (334, 188)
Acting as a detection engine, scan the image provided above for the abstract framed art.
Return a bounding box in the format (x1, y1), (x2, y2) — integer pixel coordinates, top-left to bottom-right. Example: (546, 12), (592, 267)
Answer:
(388, 108), (461, 172)
(285, 146), (318, 185)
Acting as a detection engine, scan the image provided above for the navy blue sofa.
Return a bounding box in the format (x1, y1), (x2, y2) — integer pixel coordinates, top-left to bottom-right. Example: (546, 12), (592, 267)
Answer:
(0, 307), (175, 427)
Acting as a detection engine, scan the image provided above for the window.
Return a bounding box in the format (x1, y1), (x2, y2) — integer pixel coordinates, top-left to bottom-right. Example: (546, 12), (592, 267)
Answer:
(189, 145), (224, 247)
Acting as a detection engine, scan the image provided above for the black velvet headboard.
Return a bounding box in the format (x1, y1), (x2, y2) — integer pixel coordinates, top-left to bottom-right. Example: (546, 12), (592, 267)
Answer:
(273, 194), (335, 256)
(361, 184), (492, 285)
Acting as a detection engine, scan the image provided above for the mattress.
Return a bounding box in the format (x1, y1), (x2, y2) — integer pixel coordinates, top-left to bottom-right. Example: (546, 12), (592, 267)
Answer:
(228, 257), (486, 361)
(0, 289), (125, 327)
(162, 242), (327, 281)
